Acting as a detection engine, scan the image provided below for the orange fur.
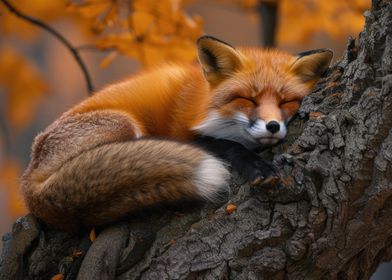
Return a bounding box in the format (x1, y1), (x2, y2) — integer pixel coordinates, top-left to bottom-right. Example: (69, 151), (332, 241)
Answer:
(70, 64), (210, 140)
(70, 48), (315, 137)
(22, 36), (332, 231)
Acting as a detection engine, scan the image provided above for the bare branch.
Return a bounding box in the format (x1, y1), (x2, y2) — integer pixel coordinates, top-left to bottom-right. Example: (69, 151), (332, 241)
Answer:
(0, 0), (94, 95)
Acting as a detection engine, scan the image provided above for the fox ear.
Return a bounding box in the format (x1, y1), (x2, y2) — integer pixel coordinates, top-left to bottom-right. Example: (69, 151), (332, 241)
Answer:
(197, 36), (242, 83)
(291, 49), (333, 83)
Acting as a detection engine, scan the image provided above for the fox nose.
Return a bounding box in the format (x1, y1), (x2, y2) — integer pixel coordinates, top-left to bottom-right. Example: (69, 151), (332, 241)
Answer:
(266, 121), (280, 134)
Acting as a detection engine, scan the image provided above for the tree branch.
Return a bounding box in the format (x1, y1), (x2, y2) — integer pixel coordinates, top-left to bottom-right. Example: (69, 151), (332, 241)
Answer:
(0, 0), (94, 94)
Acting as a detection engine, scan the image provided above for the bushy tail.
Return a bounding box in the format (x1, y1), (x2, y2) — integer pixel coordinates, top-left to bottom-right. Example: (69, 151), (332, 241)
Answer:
(22, 139), (230, 231)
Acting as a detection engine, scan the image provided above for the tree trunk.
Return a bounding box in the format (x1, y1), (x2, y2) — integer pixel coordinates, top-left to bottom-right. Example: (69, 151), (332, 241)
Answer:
(1, 1), (392, 279)
(258, 1), (278, 47)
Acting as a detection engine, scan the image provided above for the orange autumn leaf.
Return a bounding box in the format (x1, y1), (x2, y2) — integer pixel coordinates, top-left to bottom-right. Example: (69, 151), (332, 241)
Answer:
(226, 203), (237, 214)
(66, 0), (112, 19)
(66, 0), (118, 34)
(89, 228), (97, 242)
(99, 51), (118, 68)
(69, 0), (203, 68)
(50, 274), (64, 280)
(0, 158), (26, 217)
(130, 11), (155, 36)
(309, 111), (324, 119)
(0, 47), (47, 129)
(96, 33), (139, 58)
(277, 0), (369, 45)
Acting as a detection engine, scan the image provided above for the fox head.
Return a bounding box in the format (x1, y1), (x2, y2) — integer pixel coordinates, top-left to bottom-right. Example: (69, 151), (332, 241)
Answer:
(193, 35), (333, 149)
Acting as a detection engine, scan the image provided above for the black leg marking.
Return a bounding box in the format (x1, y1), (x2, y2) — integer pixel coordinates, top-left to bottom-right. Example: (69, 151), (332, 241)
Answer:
(193, 136), (279, 186)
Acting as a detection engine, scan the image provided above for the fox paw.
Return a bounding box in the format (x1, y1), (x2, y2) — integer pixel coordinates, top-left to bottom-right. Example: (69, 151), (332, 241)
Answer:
(232, 154), (280, 186)
(247, 159), (280, 186)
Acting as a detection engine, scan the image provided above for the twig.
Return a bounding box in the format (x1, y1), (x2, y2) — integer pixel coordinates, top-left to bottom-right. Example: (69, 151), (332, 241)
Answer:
(0, 0), (94, 94)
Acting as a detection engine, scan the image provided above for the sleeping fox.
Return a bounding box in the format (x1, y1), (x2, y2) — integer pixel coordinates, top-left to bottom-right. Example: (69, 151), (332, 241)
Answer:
(22, 36), (333, 231)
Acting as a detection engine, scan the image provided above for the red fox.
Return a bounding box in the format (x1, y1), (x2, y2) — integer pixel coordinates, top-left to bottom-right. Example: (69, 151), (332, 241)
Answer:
(21, 36), (333, 231)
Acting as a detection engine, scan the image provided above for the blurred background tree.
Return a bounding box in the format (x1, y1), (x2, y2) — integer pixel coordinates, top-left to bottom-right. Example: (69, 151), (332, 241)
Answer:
(0, 0), (369, 260)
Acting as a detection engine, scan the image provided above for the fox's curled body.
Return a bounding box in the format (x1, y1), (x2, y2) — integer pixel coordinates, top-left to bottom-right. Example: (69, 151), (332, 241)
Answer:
(22, 36), (332, 231)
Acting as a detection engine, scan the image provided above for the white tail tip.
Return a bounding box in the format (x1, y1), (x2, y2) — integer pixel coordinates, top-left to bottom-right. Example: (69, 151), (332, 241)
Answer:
(193, 155), (230, 201)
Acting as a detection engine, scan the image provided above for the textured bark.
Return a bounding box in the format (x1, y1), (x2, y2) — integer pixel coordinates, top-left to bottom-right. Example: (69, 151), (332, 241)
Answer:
(1, 1), (392, 279)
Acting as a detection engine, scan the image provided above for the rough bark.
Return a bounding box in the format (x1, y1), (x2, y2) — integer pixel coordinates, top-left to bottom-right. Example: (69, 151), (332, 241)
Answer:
(1, 0), (392, 279)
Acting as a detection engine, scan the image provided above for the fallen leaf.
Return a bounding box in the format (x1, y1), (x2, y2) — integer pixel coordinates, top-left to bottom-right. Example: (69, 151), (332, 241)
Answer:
(309, 111), (324, 119)
(89, 227), (96, 242)
(226, 203), (237, 215)
(50, 274), (64, 280)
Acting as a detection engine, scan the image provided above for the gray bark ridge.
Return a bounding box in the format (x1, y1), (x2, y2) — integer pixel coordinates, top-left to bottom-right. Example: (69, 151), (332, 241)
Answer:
(1, 1), (392, 279)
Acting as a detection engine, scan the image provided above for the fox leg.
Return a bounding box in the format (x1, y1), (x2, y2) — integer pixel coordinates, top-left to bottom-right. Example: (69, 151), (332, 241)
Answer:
(194, 136), (278, 185)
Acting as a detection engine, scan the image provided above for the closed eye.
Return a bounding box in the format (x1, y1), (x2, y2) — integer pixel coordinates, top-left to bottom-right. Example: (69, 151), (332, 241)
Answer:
(280, 100), (301, 119)
(280, 100), (300, 107)
(233, 96), (257, 106)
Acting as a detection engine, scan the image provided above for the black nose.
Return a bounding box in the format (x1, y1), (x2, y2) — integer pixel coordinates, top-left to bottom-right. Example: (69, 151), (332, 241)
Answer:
(266, 121), (280, 134)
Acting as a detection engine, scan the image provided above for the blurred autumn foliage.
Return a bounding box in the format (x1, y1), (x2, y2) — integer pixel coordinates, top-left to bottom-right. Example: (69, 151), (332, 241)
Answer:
(0, 0), (369, 229)
(277, 0), (369, 44)
(73, 0), (204, 67)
